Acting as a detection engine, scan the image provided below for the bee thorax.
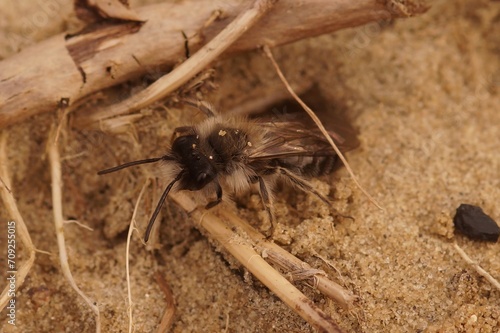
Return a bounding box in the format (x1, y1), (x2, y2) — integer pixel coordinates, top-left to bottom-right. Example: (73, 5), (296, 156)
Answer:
(206, 125), (250, 167)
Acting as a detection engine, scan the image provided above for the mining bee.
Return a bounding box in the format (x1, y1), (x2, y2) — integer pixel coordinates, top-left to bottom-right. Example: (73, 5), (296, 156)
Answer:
(98, 98), (357, 242)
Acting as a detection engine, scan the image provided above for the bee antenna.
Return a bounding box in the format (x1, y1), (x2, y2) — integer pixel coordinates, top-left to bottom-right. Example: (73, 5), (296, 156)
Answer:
(144, 171), (184, 242)
(97, 156), (173, 175)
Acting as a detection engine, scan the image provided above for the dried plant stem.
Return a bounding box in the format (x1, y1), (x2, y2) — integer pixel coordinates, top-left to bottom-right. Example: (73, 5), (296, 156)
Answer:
(171, 192), (345, 333)
(1, 0), (428, 129)
(263, 45), (383, 210)
(154, 272), (176, 333)
(125, 179), (150, 333)
(218, 210), (357, 309)
(454, 243), (500, 291)
(78, 0), (277, 128)
(64, 219), (94, 231)
(0, 133), (36, 311)
(47, 128), (101, 333)
(228, 80), (313, 117)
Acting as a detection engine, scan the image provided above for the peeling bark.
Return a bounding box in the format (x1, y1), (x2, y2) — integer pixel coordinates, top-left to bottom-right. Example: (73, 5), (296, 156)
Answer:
(0, 0), (428, 129)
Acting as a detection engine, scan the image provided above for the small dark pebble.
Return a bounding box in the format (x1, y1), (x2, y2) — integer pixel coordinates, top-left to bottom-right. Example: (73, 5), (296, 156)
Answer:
(453, 204), (500, 242)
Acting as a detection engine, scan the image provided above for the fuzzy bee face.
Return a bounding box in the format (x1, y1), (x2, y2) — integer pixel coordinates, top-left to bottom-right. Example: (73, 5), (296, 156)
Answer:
(170, 134), (217, 191)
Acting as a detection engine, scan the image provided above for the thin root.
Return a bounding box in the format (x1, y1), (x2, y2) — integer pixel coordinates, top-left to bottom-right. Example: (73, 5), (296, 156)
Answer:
(454, 242), (500, 291)
(126, 179), (150, 333)
(47, 127), (101, 333)
(154, 272), (176, 333)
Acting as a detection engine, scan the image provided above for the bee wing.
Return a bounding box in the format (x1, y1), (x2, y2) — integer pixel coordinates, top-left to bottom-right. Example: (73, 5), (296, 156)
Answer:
(248, 118), (357, 161)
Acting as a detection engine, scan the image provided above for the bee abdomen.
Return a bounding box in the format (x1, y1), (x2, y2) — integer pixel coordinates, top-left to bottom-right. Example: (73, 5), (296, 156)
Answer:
(277, 155), (339, 178)
(300, 155), (340, 177)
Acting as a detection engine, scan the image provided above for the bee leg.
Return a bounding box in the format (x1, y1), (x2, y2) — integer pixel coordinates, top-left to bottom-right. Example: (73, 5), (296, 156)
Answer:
(183, 99), (217, 117)
(277, 167), (331, 206)
(257, 176), (275, 237)
(205, 181), (223, 209)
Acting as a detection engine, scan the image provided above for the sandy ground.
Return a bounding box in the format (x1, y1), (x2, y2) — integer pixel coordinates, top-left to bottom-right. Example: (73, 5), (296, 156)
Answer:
(1, 0), (499, 332)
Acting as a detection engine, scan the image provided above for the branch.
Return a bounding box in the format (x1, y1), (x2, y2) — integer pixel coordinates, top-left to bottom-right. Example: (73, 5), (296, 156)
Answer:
(75, 0), (277, 127)
(0, 133), (36, 311)
(217, 210), (358, 310)
(0, 0), (428, 129)
(171, 192), (350, 332)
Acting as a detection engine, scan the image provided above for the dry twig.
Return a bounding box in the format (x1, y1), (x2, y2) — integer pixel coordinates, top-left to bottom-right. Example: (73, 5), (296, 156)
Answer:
(171, 192), (347, 333)
(0, 0), (428, 129)
(453, 242), (500, 291)
(218, 210), (358, 309)
(228, 80), (313, 117)
(154, 272), (176, 333)
(47, 128), (101, 333)
(125, 179), (150, 333)
(75, 0), (277, 128)
(263, 45), (383, 210)
(0, 133), (36, 311)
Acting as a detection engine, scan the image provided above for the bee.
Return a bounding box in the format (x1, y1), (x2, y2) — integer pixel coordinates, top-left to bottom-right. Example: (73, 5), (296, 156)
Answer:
(98, 99), (357, 242)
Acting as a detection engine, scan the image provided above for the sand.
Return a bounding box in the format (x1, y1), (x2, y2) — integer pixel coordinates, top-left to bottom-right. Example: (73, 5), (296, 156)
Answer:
(0, 0), (499, 332)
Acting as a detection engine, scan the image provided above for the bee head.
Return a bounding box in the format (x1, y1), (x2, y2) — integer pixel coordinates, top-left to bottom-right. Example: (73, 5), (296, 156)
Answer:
(171, 134), (216, 191)
(98, 133), (218, 242)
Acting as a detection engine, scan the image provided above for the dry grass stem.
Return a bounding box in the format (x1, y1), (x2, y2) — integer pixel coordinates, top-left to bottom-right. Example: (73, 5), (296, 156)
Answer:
(263, 45), (383, 210)
(125, 179), (150, 333)
(228, 80), (313, 116)
(0, 1), (428, 129)
(154, 272), (176, 333)
(171, 192), (346, 332)
(64, 219), (94, 231)
(223, 313), (230, 332)
(0, 133), (36, 311)
(54, 102), (71, 145)
(218, 210), (358, 309)
(47, 128), (101, 333)
(453, 243), (500, 291)
(78, 0), (277, 128)
(98, 114), (146, 135)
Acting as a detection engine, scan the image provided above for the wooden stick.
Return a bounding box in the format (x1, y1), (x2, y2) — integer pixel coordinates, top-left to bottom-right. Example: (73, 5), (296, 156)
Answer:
(0, 133), (36, 311)
(75, 0), (277, 127)
(217, 210), (358, 309)
(171, 192), (347, 332)
(0, 0), (428, 129)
